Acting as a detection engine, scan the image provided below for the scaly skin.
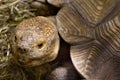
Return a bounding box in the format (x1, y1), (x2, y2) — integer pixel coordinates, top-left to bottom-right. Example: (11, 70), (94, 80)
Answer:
(12, 16), (59, 67)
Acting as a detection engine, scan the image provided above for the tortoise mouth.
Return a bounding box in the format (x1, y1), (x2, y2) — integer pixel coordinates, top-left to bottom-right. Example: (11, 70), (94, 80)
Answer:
(14, 48), (59, 67)
(15, 56), (46, 67)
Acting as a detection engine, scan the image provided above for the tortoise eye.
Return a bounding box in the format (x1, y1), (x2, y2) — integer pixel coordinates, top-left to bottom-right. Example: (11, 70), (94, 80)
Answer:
(37, 43), (44, 49)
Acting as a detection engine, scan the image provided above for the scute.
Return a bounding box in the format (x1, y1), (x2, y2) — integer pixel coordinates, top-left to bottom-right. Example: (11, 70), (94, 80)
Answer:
(95, 12), (120, 56)
(56, 4), (94, 45)
(71, 0), (119, 26)
(71, 42), (120, 79)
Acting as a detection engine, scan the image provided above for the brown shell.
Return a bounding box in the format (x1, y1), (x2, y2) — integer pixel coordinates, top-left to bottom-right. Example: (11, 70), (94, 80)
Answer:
(55, 0), (120, 79)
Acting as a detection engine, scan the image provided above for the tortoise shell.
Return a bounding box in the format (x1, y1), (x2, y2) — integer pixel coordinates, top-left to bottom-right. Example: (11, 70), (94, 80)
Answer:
(53, 0), (120, 79)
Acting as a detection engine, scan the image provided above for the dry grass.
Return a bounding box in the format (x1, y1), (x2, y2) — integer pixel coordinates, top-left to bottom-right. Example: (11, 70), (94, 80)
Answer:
(0, 0), (59, 79)
(0, 0), (38, 80)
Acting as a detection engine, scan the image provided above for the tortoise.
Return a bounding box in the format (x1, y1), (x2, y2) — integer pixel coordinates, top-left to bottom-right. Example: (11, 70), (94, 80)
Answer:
(11, 0), (120, 80)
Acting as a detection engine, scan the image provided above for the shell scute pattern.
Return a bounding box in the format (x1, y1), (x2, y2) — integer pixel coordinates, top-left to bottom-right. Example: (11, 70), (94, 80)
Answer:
(95, 13), (120, 55)
(64, 0), (120, 79)
(70, 0), (119, 26)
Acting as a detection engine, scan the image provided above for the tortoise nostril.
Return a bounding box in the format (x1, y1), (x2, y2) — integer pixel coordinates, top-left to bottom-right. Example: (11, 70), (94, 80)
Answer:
(14, 36), (17, 42)
(17, 47), (27, 54)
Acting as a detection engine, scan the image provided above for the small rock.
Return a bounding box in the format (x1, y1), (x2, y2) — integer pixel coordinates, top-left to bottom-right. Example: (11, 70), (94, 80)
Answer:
(47, 0), (61, 7)
(31, 1), (47, 9)
(47, 0), (72, 7)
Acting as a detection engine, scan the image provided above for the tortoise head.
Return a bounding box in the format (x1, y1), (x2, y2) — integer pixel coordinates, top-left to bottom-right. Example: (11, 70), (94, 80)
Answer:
(12, 16), (59, 67)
